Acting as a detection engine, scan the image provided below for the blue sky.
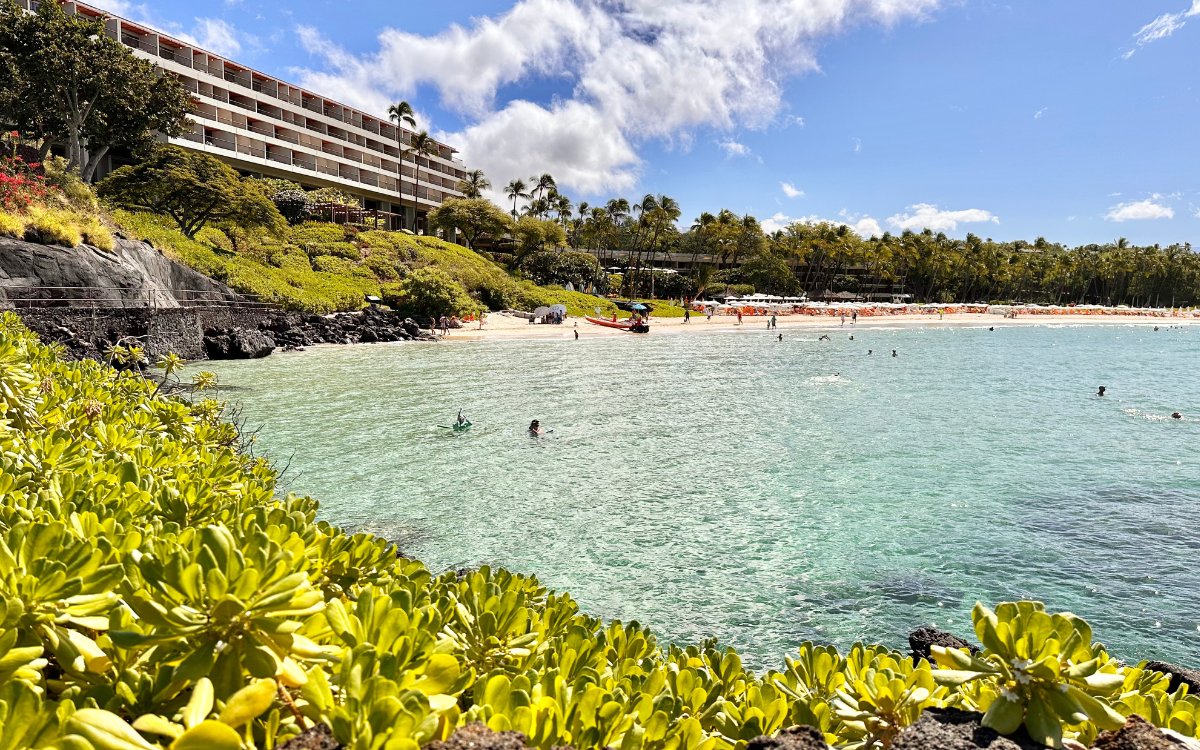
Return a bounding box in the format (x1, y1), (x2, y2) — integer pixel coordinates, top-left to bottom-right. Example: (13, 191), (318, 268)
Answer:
(96, 0), (1200, 246)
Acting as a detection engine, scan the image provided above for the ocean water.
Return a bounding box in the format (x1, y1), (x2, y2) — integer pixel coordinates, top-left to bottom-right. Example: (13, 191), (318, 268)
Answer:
(189, 323), (1200, 669)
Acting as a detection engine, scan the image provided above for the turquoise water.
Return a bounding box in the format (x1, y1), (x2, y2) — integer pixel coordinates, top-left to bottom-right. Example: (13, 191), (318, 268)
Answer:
(191, 323), (1200, 668)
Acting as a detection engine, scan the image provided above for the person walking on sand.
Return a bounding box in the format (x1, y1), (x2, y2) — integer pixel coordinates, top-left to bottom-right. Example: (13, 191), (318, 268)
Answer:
(737, 310), (743, 325)
(684, 307), (691, 323)
(840, 313), (846, 327)
(770, 313), (777, 330)
(852, 310), (857, 325)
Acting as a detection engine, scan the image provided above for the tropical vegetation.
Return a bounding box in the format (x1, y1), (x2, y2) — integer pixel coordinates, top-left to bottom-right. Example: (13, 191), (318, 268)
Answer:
(0, 0), (193, 182)
(493, 178), (1200, 306)
(0, 316), (1196, 750)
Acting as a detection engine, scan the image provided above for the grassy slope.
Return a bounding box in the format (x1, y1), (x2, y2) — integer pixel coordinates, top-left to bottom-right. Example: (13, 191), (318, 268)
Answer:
(115, 211), (640, 318)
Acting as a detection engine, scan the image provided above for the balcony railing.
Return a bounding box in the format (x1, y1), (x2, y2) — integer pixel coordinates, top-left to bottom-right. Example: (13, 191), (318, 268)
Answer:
(274, 131), (300, 145)
(205, 135), (236, 151)
(320, 144), (342, 157)
(223, 70), (252, 89)
(237, 143), (266, 159)
(229, 98), (256, 112)
(266, 151), (292, 165)
(293, 156), (317, 171)
(248, 122), (275, 138)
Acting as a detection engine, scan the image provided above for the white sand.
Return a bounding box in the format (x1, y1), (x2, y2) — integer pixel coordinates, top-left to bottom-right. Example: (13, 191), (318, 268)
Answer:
(440, 312), (1194, 342)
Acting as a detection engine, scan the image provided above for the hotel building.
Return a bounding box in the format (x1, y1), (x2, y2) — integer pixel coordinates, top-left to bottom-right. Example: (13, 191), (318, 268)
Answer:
(18, 0), (469, 236)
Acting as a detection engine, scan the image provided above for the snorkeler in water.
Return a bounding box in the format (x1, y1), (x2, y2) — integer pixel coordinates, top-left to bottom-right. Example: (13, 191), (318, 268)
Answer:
(1097, 386), (1106, 397)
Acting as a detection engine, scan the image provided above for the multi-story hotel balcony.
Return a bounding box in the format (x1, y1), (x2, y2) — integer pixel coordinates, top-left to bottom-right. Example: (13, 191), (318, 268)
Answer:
(27, 0), (468, 235)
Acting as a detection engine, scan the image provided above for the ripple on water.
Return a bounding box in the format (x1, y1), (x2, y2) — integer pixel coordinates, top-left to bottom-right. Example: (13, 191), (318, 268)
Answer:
(191, 325), (1200, 669)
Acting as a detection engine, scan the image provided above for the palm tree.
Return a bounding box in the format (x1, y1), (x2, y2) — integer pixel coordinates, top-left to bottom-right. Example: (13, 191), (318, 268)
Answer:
(457, 169), (491, 199)
(387, 101), (417, 228)
(530, 173), (556, 204)
(387, 101), (416, 129)
(504, 179), (530, 218)
(555, 194), (573, 226)
(406, 131), (440, 233)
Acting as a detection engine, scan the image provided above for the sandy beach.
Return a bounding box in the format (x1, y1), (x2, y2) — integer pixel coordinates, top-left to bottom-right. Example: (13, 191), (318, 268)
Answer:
(442, 311), (1196, 341)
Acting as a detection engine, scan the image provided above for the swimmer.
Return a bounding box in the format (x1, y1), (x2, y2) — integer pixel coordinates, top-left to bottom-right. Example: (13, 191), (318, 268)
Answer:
(1097, 386), (1106, 397)
(868, 350), (873, 355)
(989, 327), (994, 331)
(1171, 412), (1183, 420)
(819, 334), (831, 341)
(849, 335), (854, 341)
(778, 333), (783, 341)
(529, 420), (544, 436)
(892, 350), (897, 357)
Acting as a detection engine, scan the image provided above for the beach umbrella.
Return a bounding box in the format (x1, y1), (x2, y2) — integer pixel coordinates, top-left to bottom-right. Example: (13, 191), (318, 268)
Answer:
(533, 306), (551, 317)
(630, 303), (649, 311)
(549, 304), (567, 315)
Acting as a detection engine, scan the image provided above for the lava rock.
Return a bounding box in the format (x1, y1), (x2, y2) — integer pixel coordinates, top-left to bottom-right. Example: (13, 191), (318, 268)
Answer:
(1092, 715), (1188, 750)
(891, 707), (1042, 750)
(745, 725), (829, 750)
(909, 626), (980, 662)
(274, 723), (340, 750)
(424, 723), (536, 750)
(1143, 662), (1200, 696)
(204, 327), (276, 359)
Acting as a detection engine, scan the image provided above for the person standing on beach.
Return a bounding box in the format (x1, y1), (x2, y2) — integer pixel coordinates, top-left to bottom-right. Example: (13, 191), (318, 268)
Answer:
(737, 310), (743, 325)
(841, 313), (846, 327)
(684, 308), (691, 323)
(852, 310), (858, 325)
(770, 314), (776, 330)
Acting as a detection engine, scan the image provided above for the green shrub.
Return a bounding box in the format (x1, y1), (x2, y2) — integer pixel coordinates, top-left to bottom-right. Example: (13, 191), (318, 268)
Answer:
(25, 206), (81, 247)
(382, 267), (480, 320)
(311, 255), (356, 275)
(0, 316), (1191, 750)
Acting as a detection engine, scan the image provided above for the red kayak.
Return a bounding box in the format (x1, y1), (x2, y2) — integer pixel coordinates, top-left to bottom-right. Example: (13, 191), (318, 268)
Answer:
(585, 316), (633, 329)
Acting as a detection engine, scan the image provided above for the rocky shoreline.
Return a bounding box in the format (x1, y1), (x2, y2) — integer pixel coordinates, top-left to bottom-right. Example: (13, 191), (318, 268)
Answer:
(17, 305), (439, 364)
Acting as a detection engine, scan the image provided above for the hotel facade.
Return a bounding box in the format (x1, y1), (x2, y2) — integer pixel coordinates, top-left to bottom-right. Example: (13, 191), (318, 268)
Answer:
(18, 0), (469, 235)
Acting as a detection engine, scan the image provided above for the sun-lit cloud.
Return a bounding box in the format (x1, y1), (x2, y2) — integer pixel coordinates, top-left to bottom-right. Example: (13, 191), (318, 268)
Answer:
(761, 212), (792, 233)
(290, 0), (943, 196)
(886, 204), (999, 232)
(764, 212), (882, 238)
(1105, 199), (1174, 222)
(1034, 107), (1047, 119)
(781, 182), (804, 198)
(718, 140), (751, 158)
(1124, 1), (1198, 58)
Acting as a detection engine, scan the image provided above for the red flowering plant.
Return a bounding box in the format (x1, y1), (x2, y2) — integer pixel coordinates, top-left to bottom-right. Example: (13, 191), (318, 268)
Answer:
(0, 133), (53, 213)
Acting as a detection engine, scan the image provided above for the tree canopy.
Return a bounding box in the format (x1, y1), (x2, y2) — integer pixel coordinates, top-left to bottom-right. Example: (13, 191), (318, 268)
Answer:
(427, 197), (512, 249)
(98, 146), (285, 239)
(0, 0), (192, 181)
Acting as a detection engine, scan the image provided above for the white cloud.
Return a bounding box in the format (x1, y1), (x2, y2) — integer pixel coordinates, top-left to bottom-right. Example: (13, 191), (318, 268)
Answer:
(1067, 216), (1077, 221)
(781, 182), (804, 198)
(1135, 12), (1186, 45)
(1194, 208), (1200, 218)
(838, 209), (883, 238)
(779, 212), (882, 238)
(761, 212), (792, 233)
(290, 0), (942, 195)
(718, 140), (751, 158)
(1125, 2), (1198, 57)
(1034, 107), (1047, 119)
(852, 137), (862, 154)
(886, 203), (999, 232)
(1105, 199), (1174, 222)
(189, 18), (242, 57)
(448, 100), (639, 196)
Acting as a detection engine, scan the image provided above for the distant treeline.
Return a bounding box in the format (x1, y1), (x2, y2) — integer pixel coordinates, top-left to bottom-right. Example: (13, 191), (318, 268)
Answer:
(560, 201), (1200, 306)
